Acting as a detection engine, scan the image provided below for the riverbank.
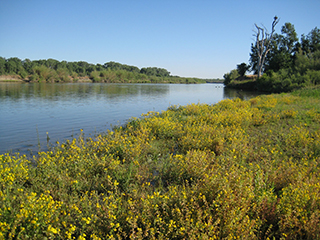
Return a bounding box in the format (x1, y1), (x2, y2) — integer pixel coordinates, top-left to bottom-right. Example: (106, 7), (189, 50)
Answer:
(1, 86), (320, 239)
(224, 78), (258, 91)
(224, 69), (320, 93)
(0, 75), (23, 82)
(0, 74), (208, 84)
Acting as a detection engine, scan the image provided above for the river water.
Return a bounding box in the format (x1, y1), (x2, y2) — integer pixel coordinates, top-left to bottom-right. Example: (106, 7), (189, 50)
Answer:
(0, 83), (260, 155)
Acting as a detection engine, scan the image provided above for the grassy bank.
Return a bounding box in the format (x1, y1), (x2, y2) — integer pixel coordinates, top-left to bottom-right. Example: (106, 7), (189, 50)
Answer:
(1, 87), (320, 239)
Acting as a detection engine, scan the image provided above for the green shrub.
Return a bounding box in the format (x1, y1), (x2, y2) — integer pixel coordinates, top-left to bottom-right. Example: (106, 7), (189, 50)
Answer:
(223, 69), (240, 85)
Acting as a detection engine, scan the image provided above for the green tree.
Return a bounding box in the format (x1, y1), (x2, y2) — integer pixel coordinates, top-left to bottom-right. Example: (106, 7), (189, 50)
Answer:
(223, 69), (239, 85)
(22, 59), (34, 74)
(18, 68), (28, 79)
(76, 61), (90, 76)
(57, 68), (70, 82)
(32, 65), (56, 82)
(301, 27), (320, 54)
(66, 62), (75, 73)
(104, 61), (122, 70)
(280, 22), (299, 53)
(5, 57), (22, 74)
(87, 65), (97, 74)
(237, 63), (250, 77)
(56, 60), (67, 70)
(0, 57), (6, 75)
(45, 58), (60, 70)
(265, 22), (299, 72)
(90, 71), (101, 82)
(96, 64), (104, 71)
(140, 67), (170, 77)
(104, 61), (140, 73)
(249, 42), (260, 75)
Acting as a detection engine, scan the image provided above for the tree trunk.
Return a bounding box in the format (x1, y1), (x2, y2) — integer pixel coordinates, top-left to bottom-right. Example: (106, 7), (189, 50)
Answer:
(254, 16), (279, 78)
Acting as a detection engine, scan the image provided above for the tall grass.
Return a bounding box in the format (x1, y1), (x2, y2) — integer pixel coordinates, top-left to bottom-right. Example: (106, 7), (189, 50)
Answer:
(1, 88), (320, 239)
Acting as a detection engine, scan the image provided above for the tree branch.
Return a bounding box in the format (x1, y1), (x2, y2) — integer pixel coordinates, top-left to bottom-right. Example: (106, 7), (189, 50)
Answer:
(253, 16), (279, 77)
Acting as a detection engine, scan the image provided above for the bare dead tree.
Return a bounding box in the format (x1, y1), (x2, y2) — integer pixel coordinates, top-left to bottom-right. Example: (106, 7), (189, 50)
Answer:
(254, 16), (280, 78)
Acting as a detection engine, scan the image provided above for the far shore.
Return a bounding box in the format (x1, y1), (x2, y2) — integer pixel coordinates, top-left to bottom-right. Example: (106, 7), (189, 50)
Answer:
(0, 79), (24, 82)
(0, 75), (23, 82)
(0, 75), (222, 84)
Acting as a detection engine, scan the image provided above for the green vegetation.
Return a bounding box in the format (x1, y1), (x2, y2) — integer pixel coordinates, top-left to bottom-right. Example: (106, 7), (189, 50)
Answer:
(0, 58), (206, 84)
(1, 86), (320, 239)
(224, 21), (320, 93)
(205, 78), (224, 83)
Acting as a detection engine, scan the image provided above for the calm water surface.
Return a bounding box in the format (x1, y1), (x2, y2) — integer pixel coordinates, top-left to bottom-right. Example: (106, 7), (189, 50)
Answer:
(0, 83), (260, 155)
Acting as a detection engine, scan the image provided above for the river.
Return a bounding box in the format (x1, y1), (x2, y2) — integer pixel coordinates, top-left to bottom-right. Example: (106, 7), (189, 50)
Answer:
(0, 82), (261, 155)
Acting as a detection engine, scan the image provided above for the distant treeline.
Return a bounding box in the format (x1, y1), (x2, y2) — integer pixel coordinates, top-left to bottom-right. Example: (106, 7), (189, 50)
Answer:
(0, 57), (207, 84)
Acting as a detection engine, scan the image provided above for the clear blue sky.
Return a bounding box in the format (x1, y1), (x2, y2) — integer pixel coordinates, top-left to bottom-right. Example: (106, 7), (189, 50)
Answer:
(0, 0), (319, 78)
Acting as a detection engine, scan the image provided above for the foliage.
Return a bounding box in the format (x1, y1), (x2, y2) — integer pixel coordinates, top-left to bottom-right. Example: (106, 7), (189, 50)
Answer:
(223, 69), (239, 85)
(227, 22), (320, 93)
(301, 27), (320, 53)
(237, 63), (250, 77)
(104, 61), (140, 73)
(140, 67), (170, 77)
(1, 88), (320, 239)
(264, 22), (299, 73)
(0, 58), (205, 84)
(255, 50), (320, 93)
(0, 57), (6, 75)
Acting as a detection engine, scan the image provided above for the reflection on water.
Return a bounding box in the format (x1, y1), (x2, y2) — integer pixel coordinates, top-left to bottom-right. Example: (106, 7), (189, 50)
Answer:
(0, 82), (262, 155)
(0, 82), (170, 100)
(223, 87), (263, 100)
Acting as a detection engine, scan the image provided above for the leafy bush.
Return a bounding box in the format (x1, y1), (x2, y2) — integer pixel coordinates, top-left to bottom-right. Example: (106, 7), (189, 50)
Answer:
(257, 69), (305, 93)
(223, 69), (240, 85)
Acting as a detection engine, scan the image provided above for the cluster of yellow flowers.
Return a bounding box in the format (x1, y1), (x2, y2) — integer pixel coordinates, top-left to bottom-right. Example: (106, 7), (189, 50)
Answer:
(0, 90), (319, 239)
